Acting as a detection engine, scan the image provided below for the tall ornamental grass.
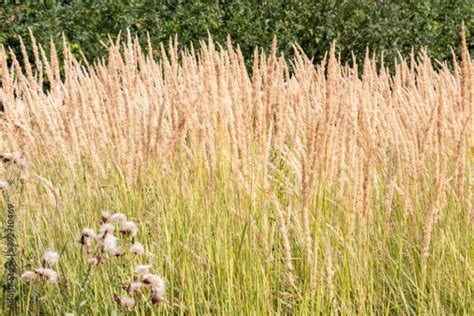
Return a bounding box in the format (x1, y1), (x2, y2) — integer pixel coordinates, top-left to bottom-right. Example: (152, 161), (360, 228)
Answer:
(0, 27), (472, 314)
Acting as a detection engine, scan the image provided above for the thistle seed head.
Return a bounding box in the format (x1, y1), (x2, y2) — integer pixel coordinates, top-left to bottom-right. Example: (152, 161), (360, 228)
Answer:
(134, 264), (152, 275)
(81, 227), (96, 239)
(0, 152), (14, 163)
(34, 268), (58, 283)
(109, 212), (127, 223)
(114, 294), (135, 310)
(120, 220), (138, 237)
(125, 281), (144, 293)
(142, 274), (165, 288)
(0, 180), (9, 191)
(150, 290), (165, 305)
(98, 223), (115, 238)
(101, 210), (112, 223)
(102, 234), (119, 253)
(130, 242), (144, 255)
(88, 257), (99, 266)
(42, 249), (60, 266)
(21, 271), (37, 281)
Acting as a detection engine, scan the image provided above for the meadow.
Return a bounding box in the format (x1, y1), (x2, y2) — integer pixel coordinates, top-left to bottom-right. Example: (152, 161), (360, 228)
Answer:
(0, 28), (473, 314)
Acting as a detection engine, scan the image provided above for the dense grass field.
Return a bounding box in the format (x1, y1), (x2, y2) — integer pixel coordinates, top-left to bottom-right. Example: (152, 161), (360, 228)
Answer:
(0, 29), (473, 314)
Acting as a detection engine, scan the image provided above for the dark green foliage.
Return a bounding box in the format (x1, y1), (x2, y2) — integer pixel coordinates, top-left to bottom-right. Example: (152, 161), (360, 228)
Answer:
(0, 0), (473, 70)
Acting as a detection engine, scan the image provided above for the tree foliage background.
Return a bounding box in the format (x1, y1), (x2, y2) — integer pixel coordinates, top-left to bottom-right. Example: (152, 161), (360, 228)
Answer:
(0, 0), (473, 70)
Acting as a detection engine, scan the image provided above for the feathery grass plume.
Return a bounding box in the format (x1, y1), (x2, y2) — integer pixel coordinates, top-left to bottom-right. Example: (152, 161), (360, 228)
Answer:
(0, 28), (472, 314)
(457, 22), (472, 223)
(35, 175), (62, 210)
(420, 81), (446, 294)
(460, 22), (472, 113)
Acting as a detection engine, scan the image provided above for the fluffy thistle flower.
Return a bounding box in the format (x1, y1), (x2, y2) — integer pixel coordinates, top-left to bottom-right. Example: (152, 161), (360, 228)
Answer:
(111, 247), (125, 257)
(89, 255), (107, 265)
(114, 294), (135, 310)
(142, 274), (165, 288)
(134, 264), (152, 275)
(79, 228), (95, 250)
(1, 152), (28, 169)
(19, 175), (28, 184)
(98, 223), (115, 238)
(0, 180), (9, 191)
(84, 238), (93, 254)
(130, 242), (144, 255)
(79, 228), (96, 252)
(101, 210), (112, 223)
(42, 249), (60, 265)
(125, 281), (144, 293)
(34, 268), (58, 283)
(21, 271), (37, 281)
(0, 152), (13, 163)
(109, 213), (127, 223)
(81, 228), (96, 239)
(149, 277), (166, 304)
(151, 281), (166, 297)
(88, 257), (99, 266)
(99, 255), (108, 264)
(13, 153), (28, 170)
(150, 290), (165, 305)
(102, 234), (119, 253)
(120, 221), (138, 237)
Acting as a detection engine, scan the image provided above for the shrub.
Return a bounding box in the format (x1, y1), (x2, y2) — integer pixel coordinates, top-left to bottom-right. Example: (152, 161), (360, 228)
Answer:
(0, 0), (472, 70)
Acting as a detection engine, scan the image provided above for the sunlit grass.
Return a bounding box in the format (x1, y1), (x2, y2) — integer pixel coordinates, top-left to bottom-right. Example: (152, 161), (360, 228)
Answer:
(1, 154), (472, 314)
